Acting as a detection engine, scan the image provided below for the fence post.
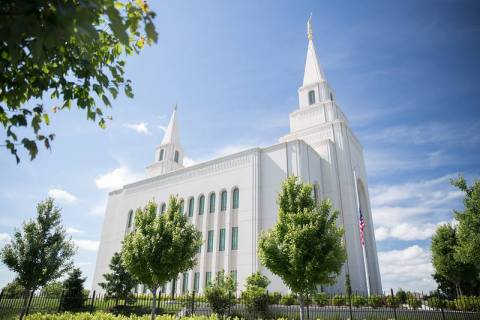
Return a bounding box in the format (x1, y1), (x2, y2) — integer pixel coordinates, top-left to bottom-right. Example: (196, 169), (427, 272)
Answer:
(228, 290), (232, 317)
(0, 289), (4, 306)
(191, 290), (195, 315)
(439, 295), (446, 320)
(90, 290), (96, 314)
(390, 288), (397, 320)
(58, 290), (65, 313)
(348, 291), (353, 320)
(24, 290), (34, 317)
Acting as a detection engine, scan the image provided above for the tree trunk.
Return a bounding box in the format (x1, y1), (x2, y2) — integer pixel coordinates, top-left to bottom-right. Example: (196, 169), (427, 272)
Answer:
(19, 290), (30, 320)
(150, 286), (158, 320)
(298, 293), (305, 320)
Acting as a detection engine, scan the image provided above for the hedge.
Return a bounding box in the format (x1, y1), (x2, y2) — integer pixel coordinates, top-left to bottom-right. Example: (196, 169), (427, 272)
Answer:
(25, 313), (220, 320)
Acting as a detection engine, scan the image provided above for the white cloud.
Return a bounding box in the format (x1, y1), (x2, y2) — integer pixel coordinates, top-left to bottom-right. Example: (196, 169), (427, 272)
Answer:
(48, 188), (77, 204)
(158, 125), (167, 132)
(125, 122), (150, 135)
(95, 166), (142, 191)
(74, 239), (99, 252)
(183, 157), (197, 167)
(375, 222), (445, 241)
(66, 227), (84, 235)
(378, 245), (436, 292)
(89, 202), (106, 216)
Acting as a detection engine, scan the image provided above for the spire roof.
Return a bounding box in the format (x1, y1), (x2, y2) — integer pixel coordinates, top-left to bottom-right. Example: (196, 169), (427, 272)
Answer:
(303, 15), (326, 86)
(161, 105), (180, 145)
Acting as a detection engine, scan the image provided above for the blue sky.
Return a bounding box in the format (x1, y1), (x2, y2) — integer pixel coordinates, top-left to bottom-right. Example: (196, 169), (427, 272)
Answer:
(1, 1), (479, 293)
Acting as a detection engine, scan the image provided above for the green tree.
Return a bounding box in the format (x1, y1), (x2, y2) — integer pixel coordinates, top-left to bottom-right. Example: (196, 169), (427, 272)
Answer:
(205, 270), (237, 317)
(241, 273), (271, 317)
(451, 176), (480, 275)
(258, 176), (346, 320)
(121, 196), (202, 320)
(0, 0), (158, 162)
(2, 279), (25, 297)
(431, 224), (479, 296)
(61, 267), (86, 311)
(0, 198), (75, 319)
(99, 252), (137, 307)
(40, 281), (63, 296)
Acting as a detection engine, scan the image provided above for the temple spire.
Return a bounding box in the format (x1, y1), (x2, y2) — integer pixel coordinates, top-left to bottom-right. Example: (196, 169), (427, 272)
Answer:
(303, 15), (326, 86)
(161, 105), (180, 145)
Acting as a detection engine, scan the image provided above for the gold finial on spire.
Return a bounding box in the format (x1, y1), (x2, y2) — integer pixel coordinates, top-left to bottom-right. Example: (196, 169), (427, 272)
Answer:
(307, 13), (313, 40)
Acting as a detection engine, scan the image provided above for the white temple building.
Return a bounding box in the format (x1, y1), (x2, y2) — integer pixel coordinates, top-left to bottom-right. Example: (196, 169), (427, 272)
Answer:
(92, 17), (382, 295)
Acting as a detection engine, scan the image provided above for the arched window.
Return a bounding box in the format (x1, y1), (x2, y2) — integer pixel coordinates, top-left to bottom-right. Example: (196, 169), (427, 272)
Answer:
(179, 199), (184, 214)
(188, 197), (194, 217)
(232, 188), (239, 209)
(174, 150), (179, 163)
(127, 210), (133, 228)
(160, 203), (166, 214)
(308, 90), (316, 105)
(330, 92), (334, 101)
(220, 190), (227, 211)
(198, 195), (205, 215)
(159, 149), (165, 161)
(209, 193), (216, 213)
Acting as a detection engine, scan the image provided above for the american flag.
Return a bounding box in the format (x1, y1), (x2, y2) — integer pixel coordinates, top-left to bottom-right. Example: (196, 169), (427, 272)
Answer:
(359, 208), (365, 246)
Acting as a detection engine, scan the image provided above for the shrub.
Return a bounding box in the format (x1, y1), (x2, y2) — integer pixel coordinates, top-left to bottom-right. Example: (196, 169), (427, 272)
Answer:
(367, 295), (384, 308)
(241, 285), (269, 317)
(396, 289), (407, 304)
(351, 295), (367, 307)
(204, 271), (237, 317)
(313, 292), (328, 307)
(332, 295), (346, 306)
(446, 300), (457, 310)
(268, 292), (282, 305)
(407, 296), (422, 310)
(386, 295), (400, 308)
(427, 296), (446, 309)
(454, 296), (480, 312)
(26, 313), (214, 320)
(280, 293), (298, 305)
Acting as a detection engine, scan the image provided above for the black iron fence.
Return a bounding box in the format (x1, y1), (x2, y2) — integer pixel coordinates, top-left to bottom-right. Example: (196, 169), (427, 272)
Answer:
(1, 289), (480, 319)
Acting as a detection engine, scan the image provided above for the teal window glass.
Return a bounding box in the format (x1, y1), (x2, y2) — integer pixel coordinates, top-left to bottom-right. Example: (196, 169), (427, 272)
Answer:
(219, 228), (225, 251)
(209, 193), (216, 213)
(182, 272), (189, 293)
(160, 203), (166, 214)
(179, 199), (184, 214)
(198, 232), (202, 253)
(174, 150), (179, 163)
(232, 188), (239, 209)
(308, 90), (316, 105)
(199, 195), (205, 215)
(207, 230), (214, 252)
(205, 272), (212, 287)
(188, 198), (194, 217)
(231, 227), (238, 250)
(127, 210), (133, 228)
(220, 191), (227, 211)
(230, 270), (237, 286)
(159, 149), (164, 161)
(194, 272), (200, 292)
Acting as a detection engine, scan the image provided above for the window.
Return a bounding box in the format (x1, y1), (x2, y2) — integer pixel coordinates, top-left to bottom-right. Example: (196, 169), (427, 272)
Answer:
(159, 149), (165, 161)
(198, 195), (205, 215)
(232, 188), (239, 209)
(230, 270), (237, 285)
(205, 272), (212, 287)
(198, 232), (202, 253)
(182, 272), (189, 293)
(127, 210), (133, 228)
(231, 227), (238, 250)
(174, 150), (179, 163)
(313, 184), (319, 203)
(209, 193), (216, 213)
(330, 92), (334, 101)
(194, 272), (200, 292)
(219, 228), (225, 251)
(160, 203), (166, 214)
(179, 199), (184, 214)
(220, 191), (227, 211)
(308, 90), (316, 105)
(188, 198), (194, 217)
(207, 230), (214, 252)
(171, 278), (176, 296)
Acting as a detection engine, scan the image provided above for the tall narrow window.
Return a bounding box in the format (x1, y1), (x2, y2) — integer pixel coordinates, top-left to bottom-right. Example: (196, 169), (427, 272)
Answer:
(182, 272), (189, 293)
(179, 199), (184, 214)
(171, 278), (176, 296)
(207, 230), (214, 252)
(220, 190), (227, 211)
(159, 149), (165, 161)
(198, 195), (205, 215)
(205, 272), (212, 287)
(198, 232), (202, 253)
(330, 92), (334, 101)
(231, 227), (238, 250)
(308, 90), (316, 105)
(160, 203), (166, 214)
(194, 272), (200, 291)
(232, 188), (239, 209)
(188, 197), (194, 217)
(230, 270), (237, 285)
(174, 150), (179, 163)
(209, 193), (216, 213)
(219, 228), (225, 251)
(313, 184), (319, 203)
(127, 210), (133, 228)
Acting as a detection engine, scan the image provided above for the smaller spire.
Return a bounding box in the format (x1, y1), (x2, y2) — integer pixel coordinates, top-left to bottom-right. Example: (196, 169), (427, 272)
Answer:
(307, 13), (313, 40)
(161, 106), (180, 145)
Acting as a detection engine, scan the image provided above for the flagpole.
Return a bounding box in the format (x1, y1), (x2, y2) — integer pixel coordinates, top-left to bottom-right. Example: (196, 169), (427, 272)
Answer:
(353, 170), (371, 296)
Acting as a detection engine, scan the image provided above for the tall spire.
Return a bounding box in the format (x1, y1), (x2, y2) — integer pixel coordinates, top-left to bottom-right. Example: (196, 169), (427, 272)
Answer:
(161, 105), (180, 145)
(303, 14), (326, 86)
